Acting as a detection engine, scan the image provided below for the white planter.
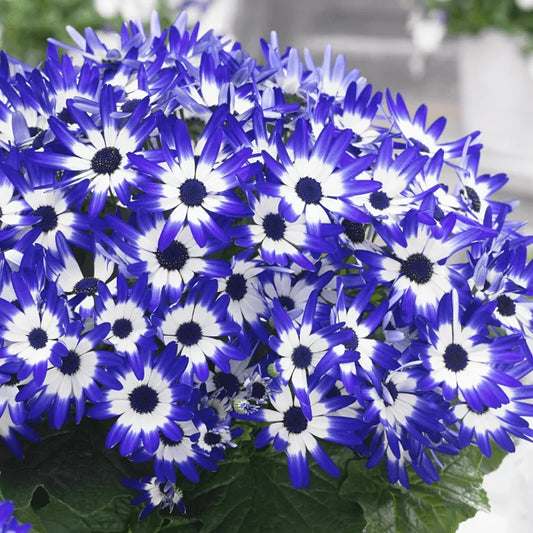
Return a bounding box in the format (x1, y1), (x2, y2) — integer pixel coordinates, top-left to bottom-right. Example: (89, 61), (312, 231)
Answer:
(457, 30), (533, 186)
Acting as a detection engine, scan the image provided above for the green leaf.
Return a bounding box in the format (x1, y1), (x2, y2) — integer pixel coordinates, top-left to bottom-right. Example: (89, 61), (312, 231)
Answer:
(0, 417), (509, 533)
(340, 447), (504, 533)
(0, 419), (146, 533)
(161, 442), (365, 533)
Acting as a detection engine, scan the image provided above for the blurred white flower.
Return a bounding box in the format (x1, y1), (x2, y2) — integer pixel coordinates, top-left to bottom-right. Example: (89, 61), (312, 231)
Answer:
(516, 0), (533, 10)
(406, 7), (447, 79)
(93, 0), (120, 19)
(119, 0), (157, 21)
(408, 8), (447, 55)
(93, 0), (156, 21)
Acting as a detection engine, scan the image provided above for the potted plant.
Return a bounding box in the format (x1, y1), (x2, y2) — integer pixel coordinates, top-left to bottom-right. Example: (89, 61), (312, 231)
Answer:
(0, 9), (531, 533)
(412, 0), (533, 179)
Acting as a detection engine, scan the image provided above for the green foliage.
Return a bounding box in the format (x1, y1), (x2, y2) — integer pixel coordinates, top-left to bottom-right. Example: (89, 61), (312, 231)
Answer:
(0, 418), (508, 532)
(340, 446), (507, 533)
(0, 0), (177, 66)
(0, 0), (104, 66)
(426, 0), (533, 49)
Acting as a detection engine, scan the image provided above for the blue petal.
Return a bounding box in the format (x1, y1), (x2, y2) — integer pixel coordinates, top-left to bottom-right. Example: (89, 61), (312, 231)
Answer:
(287, 448), (309, 489)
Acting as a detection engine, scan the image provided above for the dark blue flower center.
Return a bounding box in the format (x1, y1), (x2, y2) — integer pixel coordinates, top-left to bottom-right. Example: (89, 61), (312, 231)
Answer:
(263, 213), (286, 240)
(291, 345), (312, 369)
(369, 191), (390, 210)
(295, 177), (322, 204)
(385, 381), (398, 404)
(28, 327), (48, 349)
(250, 381), (266, 400)
(344, 328), (359, 350)
(400, 253), (433, 284)
(60, 351), (81, 375)
(176, 321), (202, 346)
(33, 205), (58, 232)
(4, 375), (20, 386)
(57, 108), (74, 124)
(278, 295), (295, 311)
(179, 178), (207, 207)
(443, 343), (468, 372)
(74, 277), (99, 296)
(160, 428), (184, 447)
(214, 372), (240, 397)
(204, 432), (221, 446)
(497, 294), (516, 317)
(409, 137), (430, 153)
(463, 186), (481, 213)
(156, 241), (189, 271)
(433, 205), (445, 221)
(129, 384), (159, 413)
(121, 98), (142, 113)
(112, 318), (133, 339)
(283, 406), (308, 434)
(91, 146), (122, 175)
(342, 220), (366, 243)
(226, 273), (247, 301)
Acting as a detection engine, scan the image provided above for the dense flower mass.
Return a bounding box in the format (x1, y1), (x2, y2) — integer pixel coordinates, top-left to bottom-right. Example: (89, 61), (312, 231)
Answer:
(1, 9), (533, 522)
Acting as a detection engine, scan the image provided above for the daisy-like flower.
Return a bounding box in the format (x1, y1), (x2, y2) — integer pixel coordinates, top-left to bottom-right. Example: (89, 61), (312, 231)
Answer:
(205, 353), (255, 399)
(385, 89), (479, 160)
(468, 239), (533, 336)
(88, 342), (193, 457)
(362, 364), (451, 480)
(158, 280), (243, 382)
(0, 379), (40, 459)
(417, 291), (524, 411)
(95, 273), (155, 379)
(194, 421), (238, 460)
(407, 149), (463, 222)
(268, 290), (352, 418)
(30, 85), (156, 216)
(122, 476), (185, 520)
(234, 363), (275, 410)
(334, 80), (383, 149)
(50, 233), (117, 319)
(0, 167), (36, 243)
(233, 193), (340, 270)
(336, 218), (381, 254)
(0, 274), (67, 386)
(131, 418), (217, 483)
(358, 138), (429, 229)
(261, 119), (378, 231)
(451, 395), (533, 458)
(303, 44), (361, 101)
(453, 146), (510, 223)
(356, 212), (485, 319)
(42, 48), (101, 119)
(130, 110), (251, 248)
(236, 377), (363, 489)
(5, 162), (91, 253)
(109, 211), (230, 309)
(331, 279), (400, 391)
(48, 17), (160, 68)
(214, 250), (268, 336)
(261, 270), (333, 323)
(260, 32), (306, 97)
(22, 320), (122, 429)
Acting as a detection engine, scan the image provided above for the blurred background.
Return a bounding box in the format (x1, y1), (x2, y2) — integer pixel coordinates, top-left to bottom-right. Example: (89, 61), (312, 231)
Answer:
(1, 0), (533, 531)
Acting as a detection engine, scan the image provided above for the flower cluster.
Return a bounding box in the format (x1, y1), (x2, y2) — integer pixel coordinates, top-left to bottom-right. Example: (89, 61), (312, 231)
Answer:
(1, 10), (533, 520)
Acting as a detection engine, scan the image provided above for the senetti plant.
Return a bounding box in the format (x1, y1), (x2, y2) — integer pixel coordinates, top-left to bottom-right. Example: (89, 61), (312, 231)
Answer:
(0, 10), (533, 533)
